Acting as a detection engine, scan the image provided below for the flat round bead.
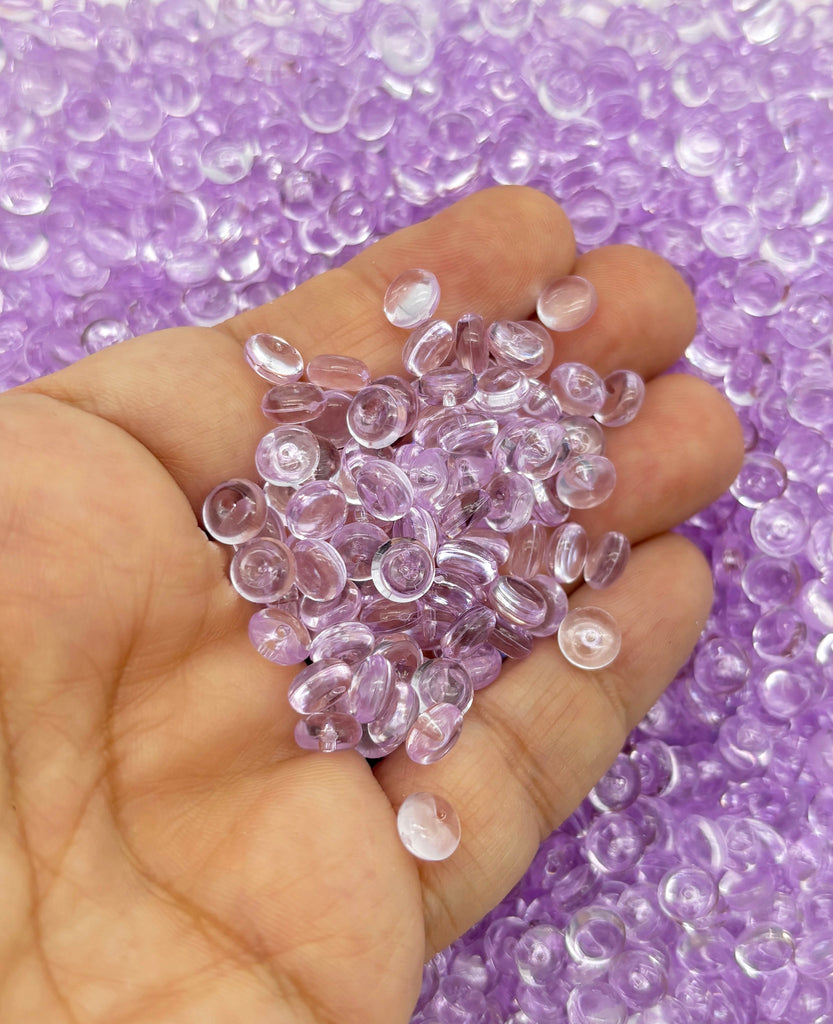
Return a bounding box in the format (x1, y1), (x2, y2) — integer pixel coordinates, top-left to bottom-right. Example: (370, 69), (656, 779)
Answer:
(355, 460), (414, 520)
(473, 365), (531, 413)
(291, 539), (348, 601)
(261, 381), (327, 423)
(202, 478), (268, 545)
(441, 607), (498, 657)
(331, 521), (388, 580)
(488, 319), (554, 377)
(549, 362), (606, 417)
(248, 607), (310, 665)
(255, 425), (320, 486)
(305, 390), (353, 448)
(537, 275), (598, 331)
(285, 481), (347, 539)
(230, 537), (296, 603)
(345, 652), (395, 723)
(299, 582), (362, 631)
(527, 575), (569, 636)
(371, 537), (435, 602)
(489, 574), (548, 628)
(392, 503), (440, 556)
(584, 531), (631, 589)
(306, 353), (371, 393)
(294, 711), (361, 753)
(288, 659), (353, 714)
(438, 488), (491, 538)
(308, 620), (375, 665)
(557, 455), (617, 509)
(373, 633), (424, 683)
(454, 312), (489, 373)
(436, 539), (499, 587)
(412, 658), (473, 713)
(558, 606), (622, 669)
(402, 318), (454, 376)
(562, 415), (606, 456)
(347, 383), (409, 448)
(405, 702), (464, 764)
(465, 643), (504, 691)
(396, 792), (461, 861)
(367, 678), (419, 748)
(243, 333), (304, 383)
(383, 268), (440, 328)
(417, 366), (477, 406)
(488, 620), (534, 659)
(596, 369), (646, 427)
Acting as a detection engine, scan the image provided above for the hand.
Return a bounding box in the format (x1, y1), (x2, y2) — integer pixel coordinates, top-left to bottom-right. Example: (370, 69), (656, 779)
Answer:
(0, 187), (742, 1023)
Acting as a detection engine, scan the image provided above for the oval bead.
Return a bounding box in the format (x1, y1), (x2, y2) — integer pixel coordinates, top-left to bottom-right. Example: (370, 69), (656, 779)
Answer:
(405, 702), (464, 764)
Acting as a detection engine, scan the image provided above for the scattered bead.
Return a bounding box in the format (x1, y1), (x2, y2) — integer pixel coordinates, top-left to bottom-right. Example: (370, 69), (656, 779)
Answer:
(558, 606), (622, 669)
(396, 792), (461, 861)
(384, 268), (441, 328)
(537, 276), (598, 332)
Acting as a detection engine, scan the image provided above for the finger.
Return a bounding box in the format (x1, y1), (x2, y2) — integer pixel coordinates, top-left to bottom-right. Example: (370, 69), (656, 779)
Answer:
(572, 372), (745, 544)
(374, 532), (714, 956)
(18, 187), (575, 510)
(546, 244), (698, 379)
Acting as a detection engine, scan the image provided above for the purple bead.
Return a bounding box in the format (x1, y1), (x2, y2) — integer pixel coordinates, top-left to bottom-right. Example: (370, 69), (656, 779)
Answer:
(730, 452), (788, 508)
(202, 478), (268, 544)
(406, 702), (464, 764)
(373, 633), (423, 683)
(248, 607), (310, 666)
(514, 925), (567, 984)
(488, 319), (554, 377)
(305, 390), (353, 449)
(417, 366), (477, 407)
(383, 268), (440, 328)
(355, 459), (414, 521)
(285, 481), (347, 539)
(562, 414), (607, 456)
(565, 906), (627, 965)
(404, 446), (454, 506)
(261, 381), (327, 424)
(558, 607), (622, 670)
(331, 521), (388, 581)
(306, 353), (371, 393)
(438, 488), (492, 539)
(366, 678), (419, 750)
(347, 384), (410, 448)
(488, 575), (548, 628)
(548, 522), (589, 584)
(345, 652), (395, 723)
(402, 318), (455, 376)
(256, 425), (320, 486)
(436, 539), (499, 587)
(230, 537), (296, 603)
(299, 582), (361, 632)
(537, 275), (598, 331)
(473, 365), (531, 414)
(371, 537), (435, 602)
(455, 312), (489, 374)
(291, 538), (347, 602)
(549, 361), (606, 417)
(243, 333), (304, 383)
(294, 711), (361, 753)
(584, 531), (631, 589)
(288, 659), (353, 714)
(412, 658), (473, 713)
(308, 620), (375, 665)
(609, 949), (667, 1010)
(464, 643), (504, 691)
(488, 620), (534, 659)
(658, 867), (717, 923)
(506, 521), (548, 577)
(526, 575), (569, 637)
(557, 454), (617, 509)
(596, 369), (646, 427)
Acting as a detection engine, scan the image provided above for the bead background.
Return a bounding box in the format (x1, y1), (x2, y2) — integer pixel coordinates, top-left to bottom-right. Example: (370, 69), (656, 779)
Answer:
(1, 0), (832, 1021)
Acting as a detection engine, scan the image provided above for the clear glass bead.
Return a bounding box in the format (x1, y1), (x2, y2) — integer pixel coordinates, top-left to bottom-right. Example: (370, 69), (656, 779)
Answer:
(558, 607), (622, 669)
(405, 702), (464, 764)
(294, 711), (361, 753)
(537, 275), (598, 331)
(584, 531), (630, 589)
(202, 478), (268, 544)
(383, 268), (441, 328)
(230, 537), (296, 603)
(306, 353), (371, 392)
(256, 425), (320, 486)
(556, 455), (617, 509)
(248, 607), (310, 665)
(402, 318), (454, 376)
(396, 792), (461, 861)
(347, 383), (409, 448)
(596, 369), (646, 427)
(371, 537), (435, 602)
(243, 332), (304, 383)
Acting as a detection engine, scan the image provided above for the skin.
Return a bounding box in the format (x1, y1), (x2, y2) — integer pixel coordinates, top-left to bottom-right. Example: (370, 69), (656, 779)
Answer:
(0, 187), (743, 1024)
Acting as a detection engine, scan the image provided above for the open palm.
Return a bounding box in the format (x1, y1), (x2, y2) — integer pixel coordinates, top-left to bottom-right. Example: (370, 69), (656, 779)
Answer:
(0, 189), (742, 1023)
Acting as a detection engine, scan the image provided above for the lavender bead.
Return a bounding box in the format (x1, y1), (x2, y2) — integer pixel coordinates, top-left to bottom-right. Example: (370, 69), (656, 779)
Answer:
(412, 658), (474, 713)
(366, 678), (419, 749)
(202, 478), (268, 544)
(285, 481), (347, 539)
(347, 384), (409, 448)
(488, 620), (534, 659)
(404, 446), (453, 506)
(299, 582), (361, 632)
(248, 607), (310, 666)
(596, 369), (646, 427)
(373, 633), (423, 683)
(473, 365), (531, 413)
(506, 521), (548, 577)
(355, 459), (414, 521)
(537, 275), (598, 331)
(230, 537), (296, 604)
(436, 539), (499, 587)
(375, 375), (420, 433)
(383, 268), (440, 328)
(256, 425), (320, 486)
(306, 353), (372, 393)
(558, 607), (622, 669)
(292, 539), (347, 602)
(465, 643), (504, 691)
(261, 381), (327, 424)
(288, 659), (353, 714)
(402, 318), (454, 376)
(331, 521), (388, 580)
(438, 489), (491, 539)
(294, 711), (361, 754)
(418, 366), (477, 406)
(549, 362), (606, 417)
(345, 652), (395, 723)
(406, 702), (464, 764)
(371, 537), (435, 602)
(562, 414), (607, 456)
(305, 390), (353, 449)
(441, 607), (497, 658)
(397, 792), (461, 861)
(489, 574), (548, 628)
(584, 531), (630, 589)
(392, 504), (439, 556)
(309, 620), (375, 665)
(243, 333), (304, 383)
(455, 312), (489, 374)
(557, 455), (617, 509)
(488, 319), (554, 377)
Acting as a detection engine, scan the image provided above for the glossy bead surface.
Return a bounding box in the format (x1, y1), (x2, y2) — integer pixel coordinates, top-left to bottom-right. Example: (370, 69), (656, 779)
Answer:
(537, 275), (598, 331)
(584, 532), (630, 589)
(248, 607), (310, 665)
(256, 425), (320, 486)
(261, 381), (327, 424)
(285, 481), (348, 539)
(202, 478), (268, 545)
(355, 460), (414, 520)
(292, 539), (347, 602)
(597, 369), (646, 427)
(397, 792), (461, 861)
(402, 318), (454, 376)
(294, 712), (361, 753)
(347, 384), (409, 448)
(371, 537), (435, 602)
(306, 353), (371, 393)
(548, 522), (589, 584)
(230, 538), (296, 603)
(288, 659), (353, 714)
(243, 333), (304, 383)
(406, 702), (464, 764)
(383, 268), (441, 328)
(412, 658), (473, 713)
(558, 607), (622, 669)
(550, 361), (606, 417)
(556, 455), (617, 509)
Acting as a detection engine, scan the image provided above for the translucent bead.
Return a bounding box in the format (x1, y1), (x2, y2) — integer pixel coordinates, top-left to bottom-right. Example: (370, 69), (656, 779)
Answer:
(730, 453), (788, 508)
(562, 415), (606, 456)
(565, 906), (627, 965)
(309, 620), (375, 666)
(549, 362), (606, 417)
(256, 425), (320, 486)
(396, 792), (461, 861)
(248, 607), (310, 665)
(750, 498), (809, 556)
(558, 607), (621, 669)
(514, 924), (566, 985)
(406, 702), (464, 764)
(230, 537), (296, 603)
(345, 652), (394, 723)
(402, 318), (454, 376)
(753, 607), (807, 662)
(291, 539), (347, 602)
(367, 678), (419, 749)
(373, 633), (423, 683)
(488, 619), (534, 659)
(548, 522), (588, 584)
(584, 531), (630, 589)
(537, 275), (598, 331)
(438, 489), (492, 539)
(527, 576), (569, 637)
(243, 333), (304, 383)
(455, 312), (489, 374)
(347, 384), (409, 448)
(261, 381), (327, 424)
(465, 643), (503, 691)
(472, 365), (531, 414)
(482, 473), (534, 532)
(331, 521), (388, 581)
(383, 268), (440, 328)
(412, 659), (473, 713)
(609, 949), (667, 1011)
(488, 319), (554, 377)
(288, 659), (353, 714)
(495, 420), (570, 480)
(355, 460), (414, 520)
(489, 575), (547, 628)
(506, 521), (548, 577)
(418, 366), (477, 407)
(658, 866), (717, 922)
(305, 390), (353, 449)
(299, 582), (361, 632)
(590, 753), (642, 812)
(403, 447), (451, 506)
(436, 539), (499, 587)
(596, 369), (646, 427)
(294, 711), (361, 753)
(371, 538), (435, 601)
(735, 924), (795, 976)
(585, 811), (647, 874)
(392, 504), (439, 556)
(284, 481), (347, 540)
(306, 353), (371, 393)
(202, 478), (268, 544)
(556, 455), (617, 509)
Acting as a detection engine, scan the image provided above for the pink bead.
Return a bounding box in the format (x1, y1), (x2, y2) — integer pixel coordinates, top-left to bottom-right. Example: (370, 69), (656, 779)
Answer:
(308, 620), (375, 665)
(230, 537), (296, 603)
(597, 369), (646, 427)
(454, 312), (489, 374)
(436, 539), (499, 587)
(366, 678), (419, 749)
(347, 383), (410, 448)
(373, 633), (424, 682)
(465, 643), (504, 690)
(489, 574), (548, 628)
(438, 488), (492, 538)
(306, 353), (371, 392)
(202, 478), (268, 545)
(527, 576), (569, 637)
(392, 504), (439, 556)
(243, 332), (304, 383)
(406, 702), (464, 764)
(248, 607), (310, 665)
(562, 414), (607, 456)
(355, 459), (414, 520)
(417, 366), (477, 406)
(261, 380), (327, 423)
(305, 390), (353, 448)
(488, 319), (554, 377)
(291, 538), (348, 601)
(331, 521), (388, 580)
(255, 425), (320, 485)
(402, 318), (455, 376)
(299, 581), (362, 631)
(383, 268), (440, 328)
(506, 521), (548, 577)
(558, 607), (622, 669)
(371, 537), (435, 601)
(288, 659), (353, 714)
(345, 652), (395, 723)
(396, 792), (461, 861)
(550, 361), (606, 417)
(537, 275), (598, 331)
(473, 365), (530, 413)
(585, 531), (631, 589)
(557, 455), (617, 509)
(488, 619), (534, 659)
(442, 606), (498, 657)
(412, 658), (474, 712)
(548, 522), (589, 584)
(294, 711), (361, 753)
(285, 480), (348, 539)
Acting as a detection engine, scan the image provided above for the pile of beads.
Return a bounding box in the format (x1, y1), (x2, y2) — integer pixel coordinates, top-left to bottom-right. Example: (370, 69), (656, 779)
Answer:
(203, 269), (642, 784)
